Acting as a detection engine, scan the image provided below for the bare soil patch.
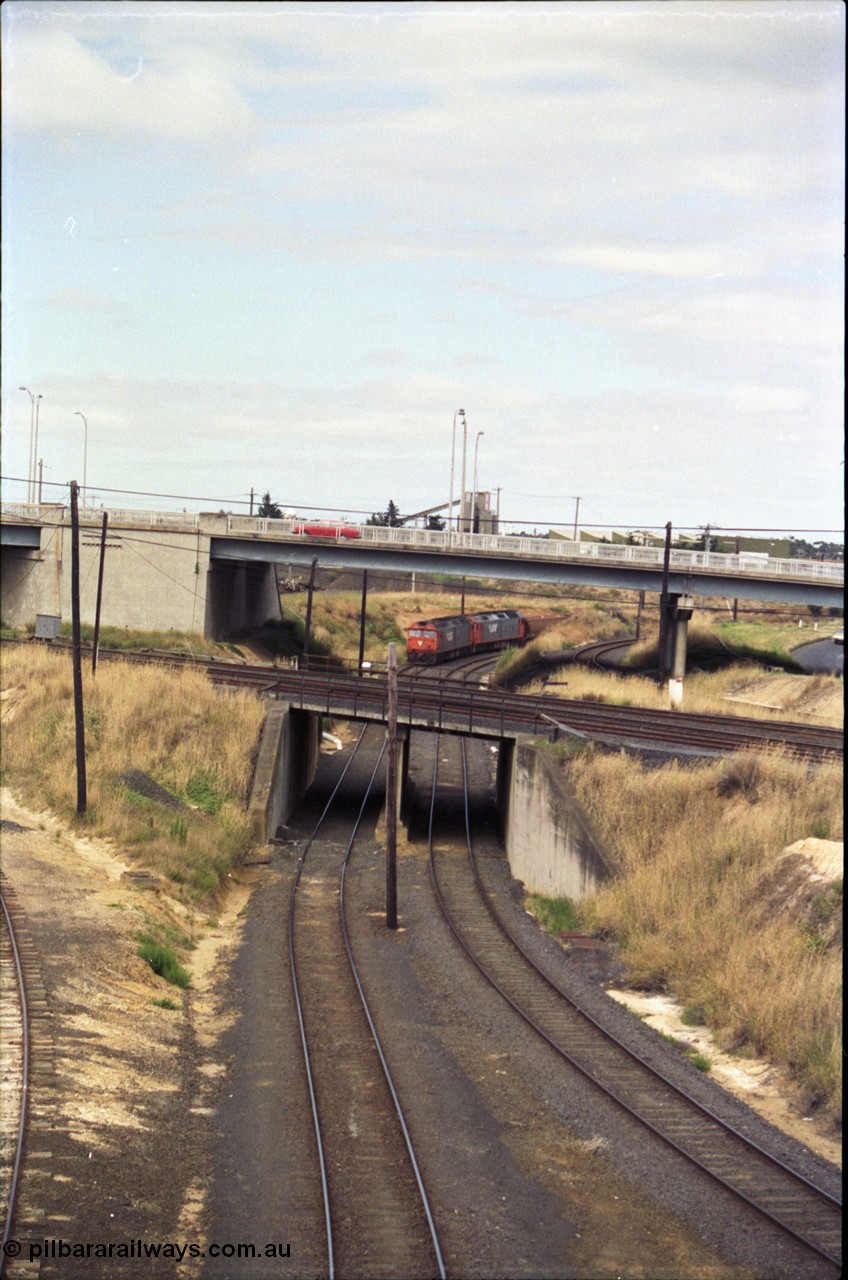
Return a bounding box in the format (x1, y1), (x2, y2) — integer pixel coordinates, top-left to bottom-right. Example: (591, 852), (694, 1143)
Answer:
(722, 672), (843, 721)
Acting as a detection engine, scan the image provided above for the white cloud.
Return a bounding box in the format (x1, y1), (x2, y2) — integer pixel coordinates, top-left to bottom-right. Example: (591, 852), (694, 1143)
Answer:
(729, 385), (807, 413)
(3, 26), (255, 140)
(554, 243), (749, 279)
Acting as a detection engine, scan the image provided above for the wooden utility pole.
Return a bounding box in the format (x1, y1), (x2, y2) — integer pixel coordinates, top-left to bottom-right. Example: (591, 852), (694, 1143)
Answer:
(69, 482), (87, 814)
(92, 512), (109, 675)
(385, 643), (398, 929)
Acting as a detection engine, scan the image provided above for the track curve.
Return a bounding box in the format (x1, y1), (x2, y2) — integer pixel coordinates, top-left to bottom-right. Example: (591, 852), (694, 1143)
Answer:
(425, 738), (842, 1271)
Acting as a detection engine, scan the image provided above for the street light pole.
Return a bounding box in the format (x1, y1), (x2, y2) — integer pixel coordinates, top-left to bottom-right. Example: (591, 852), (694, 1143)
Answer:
(19, 386), (41, 503)
(74, 412), (88, 508)
(459, 411), (468, 532)
(449, 408), (464, 541)
(472, 431), (484, 533)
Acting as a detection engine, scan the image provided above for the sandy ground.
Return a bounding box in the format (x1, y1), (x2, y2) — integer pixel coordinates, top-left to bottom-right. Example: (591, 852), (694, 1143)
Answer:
(721, 671), (844, 722)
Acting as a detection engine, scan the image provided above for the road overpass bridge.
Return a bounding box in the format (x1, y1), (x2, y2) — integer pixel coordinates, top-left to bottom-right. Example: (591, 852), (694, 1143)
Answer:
(1, 503), (842, 640)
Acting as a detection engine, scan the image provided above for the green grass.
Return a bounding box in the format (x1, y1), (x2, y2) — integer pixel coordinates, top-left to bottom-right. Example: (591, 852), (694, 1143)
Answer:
(136, 938), (191, 988)
(688, 1052), (712, 1073)
(524, 894), (582, 934)
(58, 622), (222, 655)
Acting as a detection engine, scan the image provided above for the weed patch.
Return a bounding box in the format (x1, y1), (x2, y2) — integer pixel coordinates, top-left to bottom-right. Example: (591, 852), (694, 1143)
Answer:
(524, 894), (582, 934)
(136, 938), (191, 988)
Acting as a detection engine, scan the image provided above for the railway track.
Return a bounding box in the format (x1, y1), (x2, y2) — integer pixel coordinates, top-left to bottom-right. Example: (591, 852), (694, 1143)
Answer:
(0, 880), (29, 1280)
(288, 725), (445, 1279)
(425, 737), (842, 1271)
(398, 653), (499, 685)
(6, 638), (840, 761)
(570, 637), (636, 667)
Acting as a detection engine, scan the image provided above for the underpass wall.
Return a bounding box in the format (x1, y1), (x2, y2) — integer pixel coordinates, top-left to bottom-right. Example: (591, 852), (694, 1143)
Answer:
(247, 702), (320, 845)
(498, 739), (616, 900)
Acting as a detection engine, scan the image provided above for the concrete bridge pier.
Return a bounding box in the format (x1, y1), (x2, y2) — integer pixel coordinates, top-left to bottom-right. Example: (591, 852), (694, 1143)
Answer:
(666, 594), (695, 709)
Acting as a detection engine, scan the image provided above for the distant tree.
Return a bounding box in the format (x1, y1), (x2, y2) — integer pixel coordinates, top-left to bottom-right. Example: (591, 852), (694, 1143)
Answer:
(367, 499), (405, 527)
(787, 536), (843, 562)
(258, 492), (282, 518)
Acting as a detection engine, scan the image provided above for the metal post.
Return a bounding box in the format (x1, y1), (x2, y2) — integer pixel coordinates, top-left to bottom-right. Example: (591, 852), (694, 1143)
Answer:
(449, 410), (462, 542)
(303, 557), (318, 667)
(572, 496), (580, 541)
(733, 538), (740, 621)
(358, 569), (368, 671)
(472, 430), (484, 533)
(385, 642), (398, 929)
(74, 412), (88, 508)
(636, 589), (644, 641)
(250, 487), (255, 515)
(33, 397), (42, 504)
(657, 522), (672, 687)
(19, 387), (41, 502)
(69, 482), (87, 814)
(460, 412), (468, 532)
(92, 512), (108, 675)
(460, 576), (466, 614)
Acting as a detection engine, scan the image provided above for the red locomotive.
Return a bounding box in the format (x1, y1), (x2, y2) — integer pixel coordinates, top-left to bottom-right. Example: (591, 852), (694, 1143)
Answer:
(406, 610), (529, 664)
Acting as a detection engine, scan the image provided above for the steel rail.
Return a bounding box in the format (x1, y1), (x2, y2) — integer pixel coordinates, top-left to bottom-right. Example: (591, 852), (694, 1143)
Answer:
(0, 882), (30, 1280)
(288, 726), (371, 1278)
(289, 725), (446, 1278)
(338, 745), (447, 1280)
(426, 740), (841, 1269)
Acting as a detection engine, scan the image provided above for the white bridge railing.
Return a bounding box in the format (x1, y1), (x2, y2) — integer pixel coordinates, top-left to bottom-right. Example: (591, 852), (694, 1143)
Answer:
(2, 502), (843, 586)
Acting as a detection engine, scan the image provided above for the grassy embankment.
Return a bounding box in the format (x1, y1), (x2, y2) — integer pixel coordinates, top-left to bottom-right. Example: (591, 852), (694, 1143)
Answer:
(496, 616), (843, 728)
(526, 748), (843, 1122)
(1, 644), (264, 905)
(283, 585), (634, 666)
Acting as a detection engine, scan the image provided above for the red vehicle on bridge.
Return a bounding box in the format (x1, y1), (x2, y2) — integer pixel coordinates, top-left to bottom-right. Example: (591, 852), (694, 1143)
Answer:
(406, 610), (528, 664)
(293, 522), (361, 539)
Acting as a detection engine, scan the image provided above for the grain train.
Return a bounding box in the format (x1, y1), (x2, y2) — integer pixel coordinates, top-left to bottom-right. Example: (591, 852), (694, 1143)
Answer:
(406, 610), (529, 664)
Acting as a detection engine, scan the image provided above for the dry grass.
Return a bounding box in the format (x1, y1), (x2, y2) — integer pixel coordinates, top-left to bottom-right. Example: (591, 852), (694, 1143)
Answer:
(1, 645), (265, 902)
(518, 661), (843, 727)
(565, 749), (843, 1119)
(304, 588), (633, 665)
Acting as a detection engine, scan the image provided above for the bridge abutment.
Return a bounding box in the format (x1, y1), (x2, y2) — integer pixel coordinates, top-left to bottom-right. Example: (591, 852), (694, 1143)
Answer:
(497, 737), (615, 900)
(247, 702), (321, 846)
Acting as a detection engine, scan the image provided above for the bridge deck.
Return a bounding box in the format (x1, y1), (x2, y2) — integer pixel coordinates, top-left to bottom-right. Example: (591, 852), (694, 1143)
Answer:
(2, 504), (842, 604)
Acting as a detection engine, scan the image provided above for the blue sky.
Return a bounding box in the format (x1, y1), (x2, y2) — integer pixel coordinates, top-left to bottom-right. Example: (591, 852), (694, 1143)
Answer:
(2, 0), (844, 537)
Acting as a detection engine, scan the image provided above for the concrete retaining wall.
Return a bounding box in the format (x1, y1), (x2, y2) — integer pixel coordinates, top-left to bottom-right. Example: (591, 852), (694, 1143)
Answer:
(247, 703), (320, 845)
(498, 739), (616, 900)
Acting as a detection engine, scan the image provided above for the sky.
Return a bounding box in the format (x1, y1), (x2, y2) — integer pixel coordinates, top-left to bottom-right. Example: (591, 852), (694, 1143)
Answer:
(1, 0), (844, 538)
